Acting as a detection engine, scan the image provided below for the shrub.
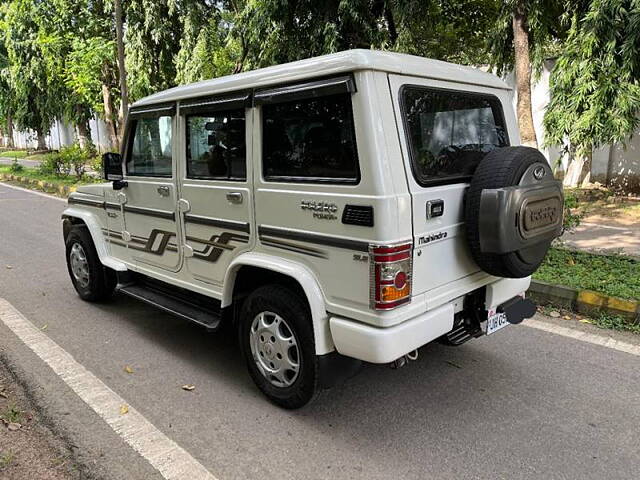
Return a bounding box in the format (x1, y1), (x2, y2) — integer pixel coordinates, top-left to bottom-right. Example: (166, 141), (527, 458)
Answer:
(9, 158), (24, 173)
(563, 190), (582, 232)
(37, 144), (92, 178)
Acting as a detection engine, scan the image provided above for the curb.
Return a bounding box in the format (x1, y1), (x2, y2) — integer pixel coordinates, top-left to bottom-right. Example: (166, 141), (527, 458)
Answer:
(528, 279), (640, 324)
(0, 173), (76, 197)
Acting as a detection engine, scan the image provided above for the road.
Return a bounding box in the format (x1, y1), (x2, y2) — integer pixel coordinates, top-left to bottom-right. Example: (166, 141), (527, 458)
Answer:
(1, 181), (639, 480)
(0, 156), (42, 168)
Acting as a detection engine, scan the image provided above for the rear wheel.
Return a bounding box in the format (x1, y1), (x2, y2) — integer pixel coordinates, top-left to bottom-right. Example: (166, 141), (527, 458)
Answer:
(239, 285), (319, 409)
(65, 226), (116, 301)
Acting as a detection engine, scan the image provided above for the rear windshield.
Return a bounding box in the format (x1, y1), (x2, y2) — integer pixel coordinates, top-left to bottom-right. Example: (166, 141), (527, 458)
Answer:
(401, 86), (509, 186)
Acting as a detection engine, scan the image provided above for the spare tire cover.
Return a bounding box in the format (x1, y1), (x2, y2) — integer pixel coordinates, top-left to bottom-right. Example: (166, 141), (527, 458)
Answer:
(465, 146), (563, 278)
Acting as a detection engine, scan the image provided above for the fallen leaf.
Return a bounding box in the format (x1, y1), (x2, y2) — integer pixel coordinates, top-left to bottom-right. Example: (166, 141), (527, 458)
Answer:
(579, 319), (593, 324)
(124, 366), (134, 374)
(7, 422), (21, 431)
(562, 315), (571, 320)
(549, 311), (561, 318)
(120, 404), (129, 415)
(40, 324), (48, 331)
(0, 391), (7, 399)
(5, 265), (12, 270)
(182, 384), (196, 391)
(568, 258), (575, 266)
(444, 361), (462, 369)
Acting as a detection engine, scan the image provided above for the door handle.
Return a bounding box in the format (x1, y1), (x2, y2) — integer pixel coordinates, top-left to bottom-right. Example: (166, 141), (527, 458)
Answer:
(157, 186), (170, 197)
(226, 192), (243, 204)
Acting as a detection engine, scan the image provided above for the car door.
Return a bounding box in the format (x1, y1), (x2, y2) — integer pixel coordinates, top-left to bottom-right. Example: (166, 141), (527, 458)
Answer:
(176, 93), (254, 289)
(119, 103), (181, 272)
(388, 74), (518, 297)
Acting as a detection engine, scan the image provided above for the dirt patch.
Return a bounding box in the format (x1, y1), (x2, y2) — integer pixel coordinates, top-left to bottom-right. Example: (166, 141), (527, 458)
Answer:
(0, 361), (79, 479)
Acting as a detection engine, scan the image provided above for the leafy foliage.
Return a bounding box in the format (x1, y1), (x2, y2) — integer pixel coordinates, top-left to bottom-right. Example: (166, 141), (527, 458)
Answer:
(38, 143), (93, 178)
(543, 0), (640, 155)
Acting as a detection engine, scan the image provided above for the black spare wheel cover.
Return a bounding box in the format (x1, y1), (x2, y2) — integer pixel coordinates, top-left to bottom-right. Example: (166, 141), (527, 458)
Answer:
(465, 146), (564, 278)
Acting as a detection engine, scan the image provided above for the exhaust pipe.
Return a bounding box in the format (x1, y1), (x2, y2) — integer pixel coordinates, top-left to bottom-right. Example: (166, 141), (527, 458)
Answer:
(390, 349), (419, 369)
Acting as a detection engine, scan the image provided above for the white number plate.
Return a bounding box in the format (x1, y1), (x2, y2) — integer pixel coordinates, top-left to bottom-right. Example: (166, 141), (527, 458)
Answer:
(486, 310), (509, 335)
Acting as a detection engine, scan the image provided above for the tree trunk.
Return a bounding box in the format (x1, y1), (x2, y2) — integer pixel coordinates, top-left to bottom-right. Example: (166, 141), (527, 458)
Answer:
(102, 83), (120, 151)
(6, 113), (14, 149)
(114, 0), (129, 140)
(512, 5), (538, 148)
(563, 147), (592, 187)
(384, 2), (398, 45)
(35, 129), (47, 151)
(75, 106), (92, 149)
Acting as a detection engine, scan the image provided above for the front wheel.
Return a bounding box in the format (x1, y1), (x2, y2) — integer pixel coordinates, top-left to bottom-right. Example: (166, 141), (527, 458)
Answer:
(239, 285), (319, 409)
(65, 226), (116, 302)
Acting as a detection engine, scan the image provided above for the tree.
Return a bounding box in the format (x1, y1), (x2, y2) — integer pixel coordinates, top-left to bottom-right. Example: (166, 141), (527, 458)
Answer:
(0, 41), (16, 148)
(543, 0), (640, 187)
(114, 0), (128, 137)
(488, 1), (576, 148)
(2, 0), (65, 150)
(235, 0), (500, 70)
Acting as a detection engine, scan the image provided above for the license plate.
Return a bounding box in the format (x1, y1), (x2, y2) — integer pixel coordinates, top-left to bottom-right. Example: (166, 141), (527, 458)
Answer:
(486, 310), (509, 335)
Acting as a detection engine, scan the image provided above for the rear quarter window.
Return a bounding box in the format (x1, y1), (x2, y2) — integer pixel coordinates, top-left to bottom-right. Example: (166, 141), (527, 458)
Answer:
(401, 86), (509, 186)
(262, 93), (360, 184)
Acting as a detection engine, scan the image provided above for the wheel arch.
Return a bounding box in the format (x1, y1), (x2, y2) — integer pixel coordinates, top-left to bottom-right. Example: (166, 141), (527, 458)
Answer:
(223, 252), (334, 355)
(62, 207), (127, 272)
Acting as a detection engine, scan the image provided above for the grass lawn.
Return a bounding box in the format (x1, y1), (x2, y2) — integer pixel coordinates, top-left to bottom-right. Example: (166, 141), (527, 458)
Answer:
(0, 165), (99, 187)
(534, 247), (640, 301)
(0, 150), (28, 158)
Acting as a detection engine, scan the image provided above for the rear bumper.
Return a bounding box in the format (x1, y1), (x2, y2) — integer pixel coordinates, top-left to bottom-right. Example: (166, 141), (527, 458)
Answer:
(329, 303), (454, 363)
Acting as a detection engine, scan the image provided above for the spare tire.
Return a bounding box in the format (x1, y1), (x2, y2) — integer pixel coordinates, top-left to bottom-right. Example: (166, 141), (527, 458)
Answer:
(465, 146), (563, 278)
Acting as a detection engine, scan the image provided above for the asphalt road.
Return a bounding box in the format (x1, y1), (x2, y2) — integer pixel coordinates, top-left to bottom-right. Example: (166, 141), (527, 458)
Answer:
(1, 182), (639, 480)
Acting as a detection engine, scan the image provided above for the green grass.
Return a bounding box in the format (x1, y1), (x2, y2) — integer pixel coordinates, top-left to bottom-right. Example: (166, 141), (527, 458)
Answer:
(533, 247), (640, 301)
(0, 165), (99, 186)
(592, 311), (640, 334)
(0, 404), (22, 424)
(0, 451), (14, 469)
(0, 150), (28, 158)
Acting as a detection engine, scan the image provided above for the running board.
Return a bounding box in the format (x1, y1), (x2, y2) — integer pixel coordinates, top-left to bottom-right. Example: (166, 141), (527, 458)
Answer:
(117, 282), (222, 331)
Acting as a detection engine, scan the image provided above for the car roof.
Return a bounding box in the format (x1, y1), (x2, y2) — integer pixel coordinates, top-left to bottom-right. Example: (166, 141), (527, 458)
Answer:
(132, 49), (511, 108)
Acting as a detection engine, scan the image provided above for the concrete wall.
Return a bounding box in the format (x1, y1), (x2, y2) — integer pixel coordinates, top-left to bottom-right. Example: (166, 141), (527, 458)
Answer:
(4, 116), (113, 153)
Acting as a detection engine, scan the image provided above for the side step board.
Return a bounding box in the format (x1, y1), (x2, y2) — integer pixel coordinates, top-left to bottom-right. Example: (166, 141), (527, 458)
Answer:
(117, 283), (222, 331)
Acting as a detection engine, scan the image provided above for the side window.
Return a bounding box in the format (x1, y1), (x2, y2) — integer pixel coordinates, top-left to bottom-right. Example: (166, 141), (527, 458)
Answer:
(186, 109), (246, 180)
(127, 116), (173, 177)
(402, 87), (509, 186)
(262, 93), (359, 183)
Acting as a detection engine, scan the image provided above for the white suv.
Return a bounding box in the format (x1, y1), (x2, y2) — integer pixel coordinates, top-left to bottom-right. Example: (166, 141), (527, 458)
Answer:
(62, 50), (563, 408)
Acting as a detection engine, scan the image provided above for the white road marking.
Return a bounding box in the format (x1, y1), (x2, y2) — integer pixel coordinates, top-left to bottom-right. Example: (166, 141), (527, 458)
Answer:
(524, 318), (640, 357)
(0, 181), (67, 202)
(579, 222), (632, 232)
(0, 298), (218, 480)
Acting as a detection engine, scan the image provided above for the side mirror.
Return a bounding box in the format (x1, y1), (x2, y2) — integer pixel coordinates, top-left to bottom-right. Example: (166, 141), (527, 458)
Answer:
(102, 152), (123, 180)
(102, 152), (127, 190)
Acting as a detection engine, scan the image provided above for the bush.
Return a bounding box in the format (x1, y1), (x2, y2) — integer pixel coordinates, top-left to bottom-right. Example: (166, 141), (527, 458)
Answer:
(563, 190), (583, 232)
(9, 158), (24, 173)
(37, 144), (92, 179)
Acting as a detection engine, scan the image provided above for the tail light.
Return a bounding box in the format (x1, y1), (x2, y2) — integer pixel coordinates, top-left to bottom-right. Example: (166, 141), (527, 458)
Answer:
(370, 242), (413, 310)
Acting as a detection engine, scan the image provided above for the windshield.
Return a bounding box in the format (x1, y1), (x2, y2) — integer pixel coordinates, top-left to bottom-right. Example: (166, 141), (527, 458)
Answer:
(402, 86), (509, 186)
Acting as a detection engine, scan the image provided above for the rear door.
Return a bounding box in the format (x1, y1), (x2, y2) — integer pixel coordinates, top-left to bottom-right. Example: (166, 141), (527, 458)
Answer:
(389, 75), (515, 296)
(120, 104), (181, 272)
(176, 93), (253, 289)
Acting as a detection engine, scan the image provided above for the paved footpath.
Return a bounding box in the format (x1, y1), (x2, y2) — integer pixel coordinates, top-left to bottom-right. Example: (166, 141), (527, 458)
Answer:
(0, 156), (42, 168)
(1, 181), (639, 480)
(562, 220), (640, 257)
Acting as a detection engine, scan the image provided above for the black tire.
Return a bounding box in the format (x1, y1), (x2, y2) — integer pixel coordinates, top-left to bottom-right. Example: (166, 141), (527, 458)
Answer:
(465, 146), (554, 278)
(239, 285), (319, 409)
(65, 226), (116, 302)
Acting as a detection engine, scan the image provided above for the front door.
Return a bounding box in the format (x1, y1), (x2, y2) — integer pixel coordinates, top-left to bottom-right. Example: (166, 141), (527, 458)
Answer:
(120, 107), (181, 272)
(176, 94), (254, 288)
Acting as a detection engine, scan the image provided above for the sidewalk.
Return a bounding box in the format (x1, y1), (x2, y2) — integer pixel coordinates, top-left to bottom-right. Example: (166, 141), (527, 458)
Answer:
(562, 221), (640, 257)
